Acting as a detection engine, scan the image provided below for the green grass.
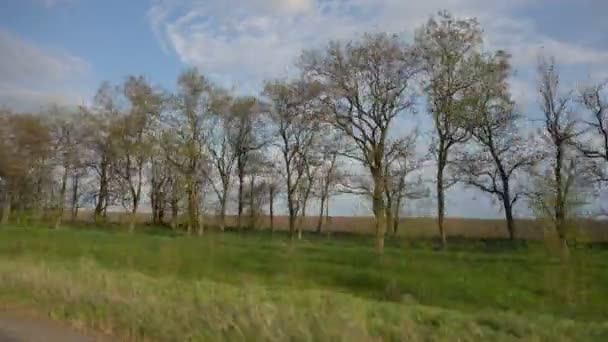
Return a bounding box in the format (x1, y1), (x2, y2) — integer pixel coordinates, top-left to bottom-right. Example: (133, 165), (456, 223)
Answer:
(0, 225), (608, 341)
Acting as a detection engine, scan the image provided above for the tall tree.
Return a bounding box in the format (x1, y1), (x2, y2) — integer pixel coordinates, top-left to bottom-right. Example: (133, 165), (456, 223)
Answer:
(264, 79), (321, 240)
(83, 82), (121, 223)
(314, 133), (343, 234)
(300, 32), (419, 254)
(206, 95), (263, 231)
(232, 98), (266, 230)
(416, 11), (485, 248)
(113, 76), (161, 232)
(205, 90), (235, 231)
(163, 68), (214, 234)
(49, 106), (84, 229)
(454, 52), (538, 241)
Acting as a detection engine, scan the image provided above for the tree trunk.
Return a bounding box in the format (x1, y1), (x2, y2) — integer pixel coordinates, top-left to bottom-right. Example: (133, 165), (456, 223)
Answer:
(171, 198), (178, 230)
(393, 198), (401, 236)
(150, 182), (158, 225)
(197, 217), (204, 236)
(70, 173), (79, 221)
(297, 219), (303, 240)
(186, 182), (198, 235)
(33, 174), (44, 222)
(316, 194), (326, 234)
(129, 204), (138, 233)
(170, 180), (178, 229)
(1, 193), (10, 225)
(298, 179), (313, 240)
(219, 191), (227, 232)
(237, 167), (245, 230)
(103, 198), (109, 218)
(385, 198), (393, 240)
(555, 145), (568, 256)
(437, 158), (447, 249)
(249, 176), (256, 230)
(288, 193), (296, 240)
(158, 193), (165, 225)
(94, 161), (107, 223)
(325, 198), (330, 236)
(269, 188), (275, 233)
(372, 171), (386, 255)
(298, 197), (307, 240)
(55, 166), (69, 229)
(503, 200), (516, 241)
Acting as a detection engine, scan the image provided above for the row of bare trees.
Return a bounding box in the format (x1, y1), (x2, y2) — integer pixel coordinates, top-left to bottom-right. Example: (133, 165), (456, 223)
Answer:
(0, 11), (606, 254)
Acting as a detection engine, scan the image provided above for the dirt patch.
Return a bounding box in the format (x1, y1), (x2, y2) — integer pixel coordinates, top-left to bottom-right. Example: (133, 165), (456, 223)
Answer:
(0, 310), (108, 342)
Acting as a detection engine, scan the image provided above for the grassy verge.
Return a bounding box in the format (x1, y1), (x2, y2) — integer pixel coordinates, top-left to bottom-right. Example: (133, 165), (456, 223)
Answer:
(0, 226), (607, 340)
(1, 257), (607, 341)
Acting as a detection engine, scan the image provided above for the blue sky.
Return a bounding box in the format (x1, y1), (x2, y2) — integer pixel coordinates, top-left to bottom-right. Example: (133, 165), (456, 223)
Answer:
(1, 0), (607, 217)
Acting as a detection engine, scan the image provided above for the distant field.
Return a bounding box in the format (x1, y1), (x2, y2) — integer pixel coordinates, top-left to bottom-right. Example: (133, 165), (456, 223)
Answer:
(0, 226), (608, 340)
(69, 209), (608, 241)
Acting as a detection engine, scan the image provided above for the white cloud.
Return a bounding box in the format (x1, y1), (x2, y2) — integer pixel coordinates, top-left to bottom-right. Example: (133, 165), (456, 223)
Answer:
(148, 0), (608, 92)
(0, 29), (91, 111)
(483, 16), (608, 68)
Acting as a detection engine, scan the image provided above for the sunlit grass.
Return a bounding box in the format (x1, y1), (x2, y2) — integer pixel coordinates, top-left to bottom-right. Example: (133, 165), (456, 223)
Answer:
(0, 225), (607, 340)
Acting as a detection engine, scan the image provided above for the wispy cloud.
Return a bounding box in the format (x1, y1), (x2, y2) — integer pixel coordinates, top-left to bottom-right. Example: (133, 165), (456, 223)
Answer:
(0, 29), (91, 110)
(147, 0), (608, 101)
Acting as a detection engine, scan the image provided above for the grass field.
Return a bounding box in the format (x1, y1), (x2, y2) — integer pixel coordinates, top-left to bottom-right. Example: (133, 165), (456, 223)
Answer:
(1, 225), (608, 340)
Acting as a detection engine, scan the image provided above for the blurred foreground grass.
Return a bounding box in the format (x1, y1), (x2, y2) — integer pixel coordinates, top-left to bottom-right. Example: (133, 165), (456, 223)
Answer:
(0, 225), (607, 341)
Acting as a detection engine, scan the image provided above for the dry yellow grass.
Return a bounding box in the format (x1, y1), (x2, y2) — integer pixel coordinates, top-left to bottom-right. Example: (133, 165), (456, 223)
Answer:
(70, 210), (608, 241)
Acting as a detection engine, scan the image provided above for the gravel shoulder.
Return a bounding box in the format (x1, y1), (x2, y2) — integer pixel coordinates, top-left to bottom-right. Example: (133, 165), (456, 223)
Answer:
(0, 310), (108, 342)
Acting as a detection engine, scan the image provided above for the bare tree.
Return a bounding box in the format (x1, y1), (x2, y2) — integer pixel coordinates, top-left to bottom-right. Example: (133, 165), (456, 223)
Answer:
(416, 11), (486, 248)
(232, 98), (266, 230)
(315, 133), (343, 234)
(453, 51), (538, 241)
(577, 80), (608, 183)
(264, 79), (321, 240)
(205, 91), (237, 231)
(300, 32), (419, 254)
(48, 106), (84, 229)
(383, 135), (428, 236)
(206, 95), (263, 231)
(529, 56), (587, 254)
(82, 82), (121, 223)
(298, 143), (323, 238)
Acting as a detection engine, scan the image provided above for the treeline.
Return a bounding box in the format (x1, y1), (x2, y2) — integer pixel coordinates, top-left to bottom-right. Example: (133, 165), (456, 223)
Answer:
(0, 12), (606, 254)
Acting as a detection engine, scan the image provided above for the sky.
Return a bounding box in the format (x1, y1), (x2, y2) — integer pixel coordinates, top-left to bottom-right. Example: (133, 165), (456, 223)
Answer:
(1, 0), (607, 218)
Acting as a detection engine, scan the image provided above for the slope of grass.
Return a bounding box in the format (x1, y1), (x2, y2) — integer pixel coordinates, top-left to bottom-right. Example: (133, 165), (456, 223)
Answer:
(0, 225), (607, 340)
